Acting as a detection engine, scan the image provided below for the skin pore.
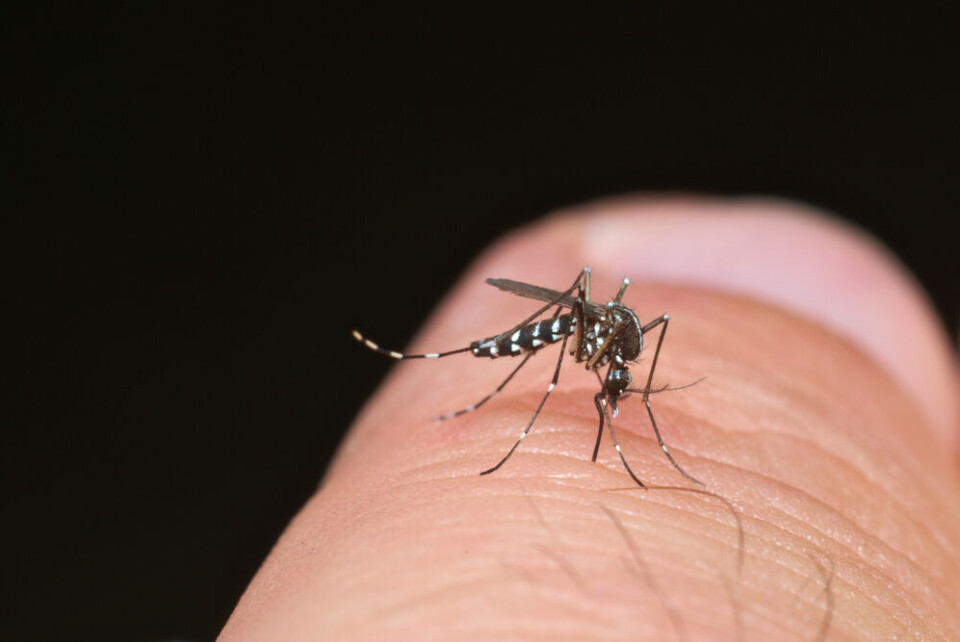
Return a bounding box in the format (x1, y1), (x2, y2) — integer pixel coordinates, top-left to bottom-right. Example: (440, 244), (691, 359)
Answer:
(220, 198), (960, 641)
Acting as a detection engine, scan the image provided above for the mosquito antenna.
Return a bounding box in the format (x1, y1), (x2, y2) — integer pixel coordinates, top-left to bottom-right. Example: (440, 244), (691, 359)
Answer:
(624, 376), (707, 395)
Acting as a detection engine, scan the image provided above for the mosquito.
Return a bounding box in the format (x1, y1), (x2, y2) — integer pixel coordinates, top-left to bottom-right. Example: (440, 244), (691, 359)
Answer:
(351, 267), (702, 487)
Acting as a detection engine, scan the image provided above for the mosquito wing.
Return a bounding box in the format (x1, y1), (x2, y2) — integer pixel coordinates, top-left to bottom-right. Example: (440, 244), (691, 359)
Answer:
(486, 278), (607, 315)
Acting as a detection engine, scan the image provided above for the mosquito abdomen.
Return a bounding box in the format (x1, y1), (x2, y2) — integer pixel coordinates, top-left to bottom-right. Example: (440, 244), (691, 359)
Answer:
(471, 315), (575, 358)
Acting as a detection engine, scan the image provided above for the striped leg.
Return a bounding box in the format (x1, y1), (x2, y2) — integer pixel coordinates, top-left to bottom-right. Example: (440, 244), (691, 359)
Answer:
(613, 277), (630, 303)
(591, 368), (608, 462)
(479, 328), (571, 476)
(581, 318), (631, 462)
(432, 353), (533, 420)
(593, 370), (705, 462)
(432, 306), (564, 420)
(569, 273), (590, 360)
(350, 329), (473, 360)
(639, 315), (703, 485)
(595, 391), (647, 487)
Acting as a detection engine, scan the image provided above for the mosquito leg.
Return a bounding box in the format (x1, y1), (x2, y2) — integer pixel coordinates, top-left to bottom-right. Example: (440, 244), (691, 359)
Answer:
(582, 265), (591, 305)
(595, 391), (646, 488)
(591, 369), (606, 462)
(350, 329), (474, 359)
(640, 315), (704, 486)
(433, 353), (534, 420)
(613, 277), (630, 303)
(570, 281), (587, 361)
(480, 330), (571, 476)
(435, 305), (564, 420)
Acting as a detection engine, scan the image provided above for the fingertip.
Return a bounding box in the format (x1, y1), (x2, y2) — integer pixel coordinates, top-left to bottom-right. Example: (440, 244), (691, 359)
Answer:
(228, 196), (960, 641)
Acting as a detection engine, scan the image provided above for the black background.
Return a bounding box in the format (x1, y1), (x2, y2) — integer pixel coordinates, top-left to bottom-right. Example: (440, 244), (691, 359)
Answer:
(3, 6), (957, 641)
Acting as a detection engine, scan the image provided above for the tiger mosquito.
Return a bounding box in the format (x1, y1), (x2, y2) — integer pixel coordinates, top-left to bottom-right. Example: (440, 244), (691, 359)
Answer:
(351, 267), (702, 487)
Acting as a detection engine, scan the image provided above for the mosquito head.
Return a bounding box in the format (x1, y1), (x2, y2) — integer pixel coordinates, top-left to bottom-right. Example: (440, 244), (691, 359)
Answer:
(605, 366), (632, 397)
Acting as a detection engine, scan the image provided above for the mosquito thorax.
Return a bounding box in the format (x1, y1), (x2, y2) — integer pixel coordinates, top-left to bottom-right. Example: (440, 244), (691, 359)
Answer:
(608, 305), (643, 361)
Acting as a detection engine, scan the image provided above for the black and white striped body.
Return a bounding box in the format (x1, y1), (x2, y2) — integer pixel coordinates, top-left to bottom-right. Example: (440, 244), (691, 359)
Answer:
(471, 315), (576, 358)
(470, 304), (643, 372)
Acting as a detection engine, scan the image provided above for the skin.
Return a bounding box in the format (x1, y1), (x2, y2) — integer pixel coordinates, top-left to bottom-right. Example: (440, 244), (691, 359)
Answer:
(220, 197), (960, 641)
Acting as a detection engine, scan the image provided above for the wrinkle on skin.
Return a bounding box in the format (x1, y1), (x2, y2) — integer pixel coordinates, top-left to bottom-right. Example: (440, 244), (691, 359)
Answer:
(221, 199), (960, 642)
